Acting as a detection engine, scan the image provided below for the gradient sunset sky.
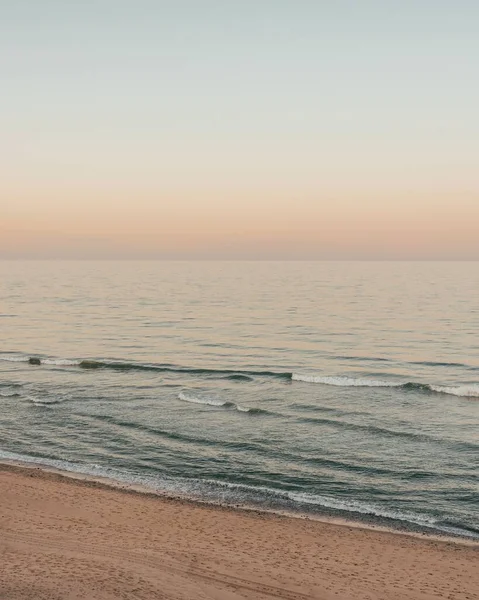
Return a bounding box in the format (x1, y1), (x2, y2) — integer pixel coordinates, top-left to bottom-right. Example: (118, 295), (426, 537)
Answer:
(2, 1), (478, 259)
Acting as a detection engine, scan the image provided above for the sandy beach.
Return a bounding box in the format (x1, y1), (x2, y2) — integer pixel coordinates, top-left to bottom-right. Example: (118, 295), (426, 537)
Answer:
(0, 463), (477, 600)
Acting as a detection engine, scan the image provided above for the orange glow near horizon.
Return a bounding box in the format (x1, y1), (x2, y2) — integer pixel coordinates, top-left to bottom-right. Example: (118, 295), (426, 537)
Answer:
(2, 4), (478, 259)
(2, 188), (478, 259)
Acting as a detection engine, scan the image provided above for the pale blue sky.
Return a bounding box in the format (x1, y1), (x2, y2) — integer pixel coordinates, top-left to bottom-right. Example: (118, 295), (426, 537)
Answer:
(1, 1), (478, 258)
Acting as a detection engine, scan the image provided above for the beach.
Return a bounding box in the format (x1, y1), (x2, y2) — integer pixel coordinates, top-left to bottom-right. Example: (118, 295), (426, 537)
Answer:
(3, 0), (479, 596)
(1, 463), (477, 600)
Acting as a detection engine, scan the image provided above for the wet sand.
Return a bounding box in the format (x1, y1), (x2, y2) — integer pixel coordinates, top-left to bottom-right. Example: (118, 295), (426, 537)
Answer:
(0, 463), (477, 600)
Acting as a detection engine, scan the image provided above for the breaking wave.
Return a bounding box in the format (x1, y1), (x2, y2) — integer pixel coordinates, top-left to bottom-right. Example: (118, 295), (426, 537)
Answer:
(292, 373), (479, 398)
(0, 355), (31, 363)
(42, 358), (80, 367)
(430, 384), (479, 398)
(25, 394), (66, 406)
(178, 391), (265, 414)
(292, 374), (403, 387)
(178, 390), (234, 408)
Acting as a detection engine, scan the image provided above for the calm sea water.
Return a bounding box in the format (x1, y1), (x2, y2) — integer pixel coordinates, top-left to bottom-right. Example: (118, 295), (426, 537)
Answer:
(1, 261), (478, 538)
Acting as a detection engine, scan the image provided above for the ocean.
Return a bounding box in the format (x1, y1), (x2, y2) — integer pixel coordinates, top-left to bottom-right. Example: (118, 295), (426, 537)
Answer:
(1, 261), (478, 538)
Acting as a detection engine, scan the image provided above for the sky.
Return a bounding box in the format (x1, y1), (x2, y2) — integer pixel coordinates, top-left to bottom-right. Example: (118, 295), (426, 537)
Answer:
(1, 1), (478, 259)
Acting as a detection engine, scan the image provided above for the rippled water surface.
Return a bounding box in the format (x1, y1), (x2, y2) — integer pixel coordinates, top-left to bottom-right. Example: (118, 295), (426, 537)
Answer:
(1, 261), (478, 537)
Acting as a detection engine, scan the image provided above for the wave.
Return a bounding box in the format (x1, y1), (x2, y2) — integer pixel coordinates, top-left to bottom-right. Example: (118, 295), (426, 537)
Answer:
(0, 355), (79, 367)
(0, 355), (31, 363)
(293, 403), (372, 418)
(430, 384), (479, 398)
(236, 405), (265, 414)
(0, 354), (289, 379)
(298, 415), (478, 452)
(42, 358), (80, 367)
(0, 380), (23, 397)
(293, 403), (342, 414)
(78, 360), (290, 381)
(0, 389), (21, 398)
(80, 413), (465, 477)
(0, 376), (67, 405)
(292, 374), (403, 387)
(82, 414), (265, 451)
(292, 373), (479, 398)
(298, 415), (425, 442)
(178, 391), (266, 414)
(25, 394), (65, 406)
(222, 374), (254, 382)
(178, 390), (234, 408)
(336, 355), (392, 363)
(409, 360), (477, 369)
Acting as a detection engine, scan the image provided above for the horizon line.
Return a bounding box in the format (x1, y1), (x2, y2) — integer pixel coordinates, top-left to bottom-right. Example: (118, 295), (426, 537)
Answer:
(1, 258), (478, 263)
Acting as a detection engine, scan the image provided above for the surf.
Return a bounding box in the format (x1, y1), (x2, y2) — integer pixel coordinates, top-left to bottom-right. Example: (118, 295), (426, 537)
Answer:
(2, 353), (478, 398)
(178, 391), (266, 414)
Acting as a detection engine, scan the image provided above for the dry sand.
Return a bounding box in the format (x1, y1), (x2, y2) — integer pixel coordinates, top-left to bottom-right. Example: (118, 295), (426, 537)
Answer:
(0, 464), (477, 600)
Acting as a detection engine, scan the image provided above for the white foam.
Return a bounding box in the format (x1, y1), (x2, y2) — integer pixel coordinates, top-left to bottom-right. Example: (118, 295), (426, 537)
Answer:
(292, 374), (402, 387)
(430, 384), (479, 398)
(0, 354), (79, 366)
(178, 392), (258, 413)
(283, 490), (438, 526)
(25, 394), (65, 406)
(178, 391), (228, 407)
(195, 479), (438, 527)
(42, 358), (80, 366)
(0, 355), (29, 363)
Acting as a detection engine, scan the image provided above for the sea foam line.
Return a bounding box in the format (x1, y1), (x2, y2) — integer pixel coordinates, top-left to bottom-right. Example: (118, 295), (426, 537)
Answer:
(1, 450), (477, 540)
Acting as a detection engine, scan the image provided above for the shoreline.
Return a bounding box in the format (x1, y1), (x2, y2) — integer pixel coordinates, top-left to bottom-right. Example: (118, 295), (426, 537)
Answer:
(1, 458), (477, 548)
(1, 461), (477, 600)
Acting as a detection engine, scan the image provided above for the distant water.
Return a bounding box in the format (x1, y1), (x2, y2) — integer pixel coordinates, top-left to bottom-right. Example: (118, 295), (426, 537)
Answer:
(1, 261), (478, 538)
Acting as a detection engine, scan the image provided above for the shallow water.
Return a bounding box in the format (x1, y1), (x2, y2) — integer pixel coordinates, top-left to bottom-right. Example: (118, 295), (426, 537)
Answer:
(1, 261), (478, 537)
